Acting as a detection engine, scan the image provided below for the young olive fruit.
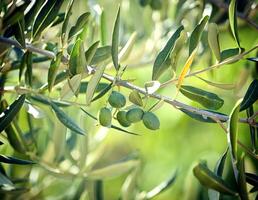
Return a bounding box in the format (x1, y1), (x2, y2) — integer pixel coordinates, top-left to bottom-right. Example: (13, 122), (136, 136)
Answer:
(108, 91), (126, 108)
(150, 0), (162, 10)
(142, 112), (160, 130)
(99, 107), (112, 127)
(126, 108), (144, 123)
(116, 111), (131, 127)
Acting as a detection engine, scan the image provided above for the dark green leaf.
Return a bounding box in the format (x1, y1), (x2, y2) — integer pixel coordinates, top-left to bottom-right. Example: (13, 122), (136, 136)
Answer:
(229, 0), (241, 48)
(48, 52), (62, 92)
(90, 46), (111, 65)
(0, 95), (26, 133)
(30, 95), (70, 107)
(240, 79), (258, 111)
(85, 41), (100, 65)
(179, 85), (224, 110)
(25, 52), (33, 86)
(25, 0), (45, 29)
(51, 12), (65, 27)
(247, 57), (258, 63)
(79, 82), (110, 94)
(0, 155), (35, 165)
(19, 52), (28, 81)
(33, 0), (64, 39)
(111, 7), (120, 71)
(193, 162), (238, 196)
(68, 12), (90, 40)
(237, 154), (249, 200)
(189, 15), (209, 55)
(61, 0), (75, 43)
(220, 48), (239, 61)
(152, 25), (184, 80)
(13, 17), (25, 48)
(246, 106), (256, 152)
(92, 83), (112, 102)
(245, 173), (258, 187)
(50, 102), (85, 135)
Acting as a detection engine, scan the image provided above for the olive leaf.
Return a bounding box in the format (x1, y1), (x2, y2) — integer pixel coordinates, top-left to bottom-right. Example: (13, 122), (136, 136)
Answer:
(152, 25), (184, 80)
(85, 41), (100, 65)
(0, 172), (13, 186)
(129, 90), (143, 107)
(196, 76), (235, 90)
(100, 10), (107, 46)
(229, 0), (241, 48)
(220, 48), (239, 61)
(48, 51), (62, 92)
(179, 85), (224, 110)
(240, 79), (258, 111)
(237, 154), (249, 200)
(0, 155), (35, 165)
(90, 46), (111, 65)
(111, 7), (120, 71)
(208, 23), (220, 61)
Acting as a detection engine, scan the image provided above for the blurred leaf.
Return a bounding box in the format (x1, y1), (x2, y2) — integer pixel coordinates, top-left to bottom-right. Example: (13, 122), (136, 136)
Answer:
(51, 12), (65, 27)
(50, 102), (85, 135)
(91, 46), (111, 65)
(0, 141), (3, 145)
(13, 17), (25, 48)
(145, 171), (177, 199)
(60, 74), (82, 100)
(91, 83), (112, 102)
(0, 172), (13, 186)
(100, 10), (107, 46)
(220, 48), (239, 61)
(145, 81), (161, 94)
(24, 102), (45, 119)
(0, 95), (25, 133)
(68, 12), (90, 40)
(208, 23), (220, 61)
(86, 65), (106, 106)
(19, 52), (28, 81)
(129, 90), (143, 107)
(240, 79), (258, 111)
(111, 7), (120, 71)
(48, 51), (62, 92)
(237, 154), (249, 200)
(61, 0), (75, 44)
(25, 52), (33, 86)
(196, 76), (235, 90)
(228, 0), (240, 48)
(121, 168), (139, 200)
(33, 0), (64, 39)
(189, 15), (209, 55)
(119, 32), (137, 63)
(193, 162), (237, 196)
(30, 95), (70, 107)
(0, 155), (35, 165)
(179, 85), (224, 110)
(208, 148), (228, 200)
(246, 106), (256, 152)
(69, 39), (86, 76)
(152, 25), (184, 80)
(94, 180), (104, 200)
(247, 57), (258, 63)
(85, 41), (100, 65)
(228, 99), (242, 162)
(245, 173), (258, 188)
(179, 108), (227, 123)
(24, 0), (45, 29)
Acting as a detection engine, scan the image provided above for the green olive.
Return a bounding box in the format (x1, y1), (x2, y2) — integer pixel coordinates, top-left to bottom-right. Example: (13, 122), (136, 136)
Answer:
(99, 107), (112, 127)
(108, 91), (126, 108)
(126, 108), (144, 123)
(142, 112), (160, 130)
(116, 111), (131, 127)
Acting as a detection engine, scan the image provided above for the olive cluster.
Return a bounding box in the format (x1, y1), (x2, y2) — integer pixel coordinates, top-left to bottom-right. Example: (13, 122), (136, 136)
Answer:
(99, 91), (160, 130)
(139, 0), (162, 10)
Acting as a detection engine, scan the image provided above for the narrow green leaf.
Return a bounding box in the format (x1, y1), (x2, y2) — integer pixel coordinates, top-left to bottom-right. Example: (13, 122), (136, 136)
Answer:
(0, 95), (26, 133)
(189, 15), (209, 55)
(13, 17), (26, 48)
(0, 172), (13, 186)
(193, 162), (238, 196)
(19, 52), (28, 81)
(85, 41), (100, 65)
(129, 90), (143, 107)
(179, 108), (227, 123)
(91, 46), (111, 65)
(196, 76), (235, 90)
(237, 154), (249, 200)
(247, 57), (258, 63)
(79, 82), (110, 94)
(220, 48), (239, 61)
(25, 52), (33, 86)
(69, 39), (86, 76)
(48, 51), (62, 92)
(152, 25), (184, 80)
(24, 0), (45, 29)
(240, 79), (258, 111)
(0, 155), (35, 165)
(228, 99), (242, 162)
(86, 65), (106, 106)
(30, 95), (70, 107)
(60, 74), (82, 100)
(61, 0), (75, 44)
(50, 102), (85, 135)
(100, 10), (107, 46)
(246, 106), (256, 152)
(68, 12), (90, 40)
(51, 12), (65, 27)
(179, 85), (224, 110)
(229, 0), (241, 48)
(92, 83), (112, 102)
(33, 0), (64, 39)
(245, 173), (258, 187)
(146, 171), (177, 199)
(119, 32), (137, 63)
(208, 23), (221, 61)
(111, 7), (121, 71)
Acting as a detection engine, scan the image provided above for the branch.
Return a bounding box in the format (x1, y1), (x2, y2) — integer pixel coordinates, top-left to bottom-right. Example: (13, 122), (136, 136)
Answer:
(207, 0), (258, 30)
(0, 36), (256, 127)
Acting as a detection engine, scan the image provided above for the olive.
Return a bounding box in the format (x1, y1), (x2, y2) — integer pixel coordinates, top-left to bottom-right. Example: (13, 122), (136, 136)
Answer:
(108, 91), (126, 108)
(116, 111), (131, 127)
(99, 107), (112, 127)
(126, 108), (144, 123)
(142, 112), (160, 130)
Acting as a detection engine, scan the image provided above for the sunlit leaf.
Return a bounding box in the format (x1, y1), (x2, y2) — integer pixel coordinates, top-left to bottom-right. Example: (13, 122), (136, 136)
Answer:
(179, 85), (224, 110)
(129, 90), (143, 107)
(229, 0), (241, 48)
(111, 7), (120, 71)
(220, 48), (239, 61)
(0, 155), (35, 165)
(48, 51), (62, 92)
(152, 25), (184, 80)
(50, 102), (85, 135)
(208, 23), (220, 61)
(60, 74), (82, 100)
(240, 79), (258, 111)
(145, 81), (161, 94)
(193, 162), (238, 196)
(0, 95), (26, 133)
(119, 32), (137, 63)
(189, 15), (209, 55)
(196, 76), (235, 90)
(100, 10), (107, 46)
(85, 41), (100, 65)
